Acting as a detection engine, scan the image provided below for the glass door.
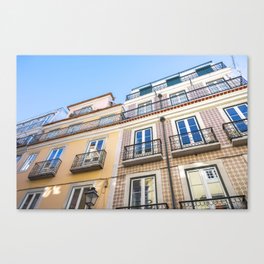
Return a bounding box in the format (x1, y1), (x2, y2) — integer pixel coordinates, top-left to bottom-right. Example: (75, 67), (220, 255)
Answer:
(176, 117), (203, 147)
(83, 139), (104, 164)
(225, 104), (248, 133)
(130, 176), (157, 208)
(187, 167), (228, 209)
(45, 147), (63, 170)
(134, 128), (152, 157)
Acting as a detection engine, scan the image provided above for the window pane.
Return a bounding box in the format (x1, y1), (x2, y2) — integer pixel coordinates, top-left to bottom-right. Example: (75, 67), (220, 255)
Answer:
(21, 194), (33, 209)
(131, 179), (141, 206)
(144, 177), (155, 205)
(69, 188), (81, 209)
(29, 193), (41, 209)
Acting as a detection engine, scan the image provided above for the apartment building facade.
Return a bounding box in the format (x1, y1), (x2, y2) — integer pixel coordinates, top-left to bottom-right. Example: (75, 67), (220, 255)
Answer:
(17, 61), (248, 210)
(17, 93), (123, 209)
(111, 61), (248, 209)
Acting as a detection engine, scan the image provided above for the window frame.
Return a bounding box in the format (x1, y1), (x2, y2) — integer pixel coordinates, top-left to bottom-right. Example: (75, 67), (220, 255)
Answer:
(128, 175), (158, 207)
(19, 190), (43, 209)
(65, 183), (94, 209)
(169, 90), (188, 106)
(19, 153), (38, 172)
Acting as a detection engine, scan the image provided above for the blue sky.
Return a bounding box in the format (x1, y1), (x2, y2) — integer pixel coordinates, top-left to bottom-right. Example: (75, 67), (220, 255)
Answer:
(17, 55), (247, 122)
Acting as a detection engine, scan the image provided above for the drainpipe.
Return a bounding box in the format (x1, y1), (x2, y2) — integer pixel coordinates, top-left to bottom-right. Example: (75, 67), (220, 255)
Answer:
(158, 94), (176, 209)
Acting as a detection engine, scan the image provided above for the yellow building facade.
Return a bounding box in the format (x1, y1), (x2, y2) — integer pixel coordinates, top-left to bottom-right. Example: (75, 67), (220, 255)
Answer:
(17, 93), (123, 209)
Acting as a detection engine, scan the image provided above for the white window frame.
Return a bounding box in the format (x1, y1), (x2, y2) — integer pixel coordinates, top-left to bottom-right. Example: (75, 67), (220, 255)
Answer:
(19, 190), (43, 209)
(65, 183), (94, 209)
(19, 153), (38, 172)
(224, 103), (248, 121)
(169, 90), (188, 105)
(137, 100), (152, 115)
(123, 170), (163, 207)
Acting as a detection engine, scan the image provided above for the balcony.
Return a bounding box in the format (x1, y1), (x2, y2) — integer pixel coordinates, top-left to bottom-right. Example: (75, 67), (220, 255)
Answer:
(169, 127), (220, 157)
(28, 158), (62, 180)
(116, 203), (169, 209)
(17, 114), (122, 147)
(70, 150), (107, 173)
(123, 76), (247, 119)
(179, 195), (247, 209)
(125, 62), (226, 101)
(223, 119), (248, 146)
(122, 139), (163, 166)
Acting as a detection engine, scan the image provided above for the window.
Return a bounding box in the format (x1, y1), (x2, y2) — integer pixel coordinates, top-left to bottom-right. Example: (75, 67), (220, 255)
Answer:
(17, 155), (22, 163)
(170, 91), (188, 106)
(175, 117), (203, 146)
(47, 148), (64, 160)
(206, 78), (229, 93)
(20, 191), (42, 209)
(19, 153), (37, 172)
(196, 65), (213, 76)
(134, 128), (153, 156)
(82, 139), (104, 163)
(67, 123), (81, 134)
(66, 184), (93, 209)
(186, 166), (228, 209)
(99, 114), (117, 126)
(129, 175), (157, 208)
(73, 106), (93, 116)
(139, 86), (152, 96)
(46, 129), (60, 139)
(225, 103), (248, 133)
(137, 101), (152, 115)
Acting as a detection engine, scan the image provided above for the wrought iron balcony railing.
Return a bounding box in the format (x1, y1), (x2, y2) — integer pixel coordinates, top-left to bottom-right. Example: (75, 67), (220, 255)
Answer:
(70, 150), (107, 173)
(28, 158), (62, 180)
(179, 195), (247, 209)
(18, 114), (122, 147)
(223, 119), (248, 141)
(123, 139), (162, 161)
(170, 127), (219, 151)
(116, 203), (169, 209)
(123, 76), (247, 119)
(126, 62), (226, 100)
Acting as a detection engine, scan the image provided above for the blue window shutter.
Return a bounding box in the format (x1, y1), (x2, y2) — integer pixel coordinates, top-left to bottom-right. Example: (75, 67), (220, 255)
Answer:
(167, 76), (181, 87)
(139, 86), (152, 96)
(238, 104), (248, 118)
(188, 118), (202, 142)
(177, 120), (190, 145)
(196, 65), (213, 76)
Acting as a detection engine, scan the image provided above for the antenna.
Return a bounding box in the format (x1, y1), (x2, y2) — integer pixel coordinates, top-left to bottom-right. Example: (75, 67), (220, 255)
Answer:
(231, 55), (242, 75)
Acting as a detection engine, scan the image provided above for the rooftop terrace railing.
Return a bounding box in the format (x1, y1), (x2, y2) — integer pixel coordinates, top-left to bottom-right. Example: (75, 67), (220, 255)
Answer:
(122, 76), (247, 119)
(126, 62), (227, 100)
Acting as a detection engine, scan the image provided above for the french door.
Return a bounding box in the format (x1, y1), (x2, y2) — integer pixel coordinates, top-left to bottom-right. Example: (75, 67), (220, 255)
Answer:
(187, 167), (229, 209)
(83, 139), (104, 164)
(176, 117), (203, 147)
(129, 176), (157, 208)
(206, 78), (230, 93)
(170, 91), (188, 106)
(225, 103), (248, 133)
(134, 128), (152, 156)
(44, 147), (63, 169)
(137, 101), (152, 115)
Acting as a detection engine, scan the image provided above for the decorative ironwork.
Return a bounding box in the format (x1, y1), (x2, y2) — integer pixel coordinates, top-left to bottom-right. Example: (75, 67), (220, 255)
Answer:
(223, 119), (248, 140)
(70, 150), (107, 173)
(18, 114), (122, 147)
(169, 127), (218, 151)
(28, 158), (62, 180)
(179, 195), (247, 209)
(116, 203), (169, 209)
(123, 139), (162, 161)
(123, 76), (247, 119)
(126, 62), (227, 100)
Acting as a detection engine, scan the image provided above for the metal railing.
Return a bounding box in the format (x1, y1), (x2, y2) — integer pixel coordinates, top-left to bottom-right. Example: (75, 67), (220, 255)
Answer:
(18, 114), (122, 147)
(170, 127), (218, 151)
(123, 76), (247, 119)
(70, 150), (107, 172)
(179, 195), (247, 209)
(116, 203), (169, 209)
(223, 119), (248, 140)
(28, 158), (62, 180)
(123, 139), (162, 161)
(126, 62), (226, 100)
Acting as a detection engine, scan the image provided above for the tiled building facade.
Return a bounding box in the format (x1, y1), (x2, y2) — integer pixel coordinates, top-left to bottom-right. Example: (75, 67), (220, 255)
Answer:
(17, 61), (248, 209)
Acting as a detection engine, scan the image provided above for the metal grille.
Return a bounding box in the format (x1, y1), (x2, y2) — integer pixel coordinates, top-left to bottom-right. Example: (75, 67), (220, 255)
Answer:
(116, 203), (169, 209)
(179, 195), (247, 209)
(169, 127), (218, 151)
(28, 158), (62, 180)
(123, 139), (162, 161)
(123, 76), (247, 119)
(223, 119), (248, 140)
